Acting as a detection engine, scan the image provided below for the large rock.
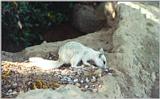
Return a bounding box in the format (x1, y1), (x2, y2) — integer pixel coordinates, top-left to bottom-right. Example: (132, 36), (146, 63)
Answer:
(71, 2), (117, 33)
(16, 2), (159, 98)
(2, 51), (28, 62)
(102, 2), (159, 97)
(16, 85), (106, 99)
(72, 4), (106, 33)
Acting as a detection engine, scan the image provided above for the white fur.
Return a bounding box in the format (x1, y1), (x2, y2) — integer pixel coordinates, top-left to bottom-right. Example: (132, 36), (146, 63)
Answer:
(29, 41), (107, 69)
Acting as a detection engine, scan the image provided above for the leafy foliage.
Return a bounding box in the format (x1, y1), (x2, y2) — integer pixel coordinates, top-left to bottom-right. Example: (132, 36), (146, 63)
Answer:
(2, 2), (74, 52)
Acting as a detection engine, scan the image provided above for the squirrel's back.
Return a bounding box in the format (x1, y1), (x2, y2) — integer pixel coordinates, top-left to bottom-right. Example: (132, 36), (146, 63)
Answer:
(58, 41), (90, 63)
(59, 41), (86, 53)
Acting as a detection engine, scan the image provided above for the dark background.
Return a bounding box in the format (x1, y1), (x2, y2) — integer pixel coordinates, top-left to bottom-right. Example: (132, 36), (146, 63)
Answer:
(2, 2), (101, 52)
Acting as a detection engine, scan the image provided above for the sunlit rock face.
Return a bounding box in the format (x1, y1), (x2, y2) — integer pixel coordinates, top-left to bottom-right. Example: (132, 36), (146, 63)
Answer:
(16, 85), (107, 99)
(3, 2), (159, 98)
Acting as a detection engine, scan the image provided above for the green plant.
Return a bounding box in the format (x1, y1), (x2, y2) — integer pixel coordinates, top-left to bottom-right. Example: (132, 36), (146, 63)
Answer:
(2, 2), (75, 51)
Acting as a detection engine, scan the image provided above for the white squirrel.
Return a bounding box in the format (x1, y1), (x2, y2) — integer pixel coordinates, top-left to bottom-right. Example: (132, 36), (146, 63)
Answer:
(29, 41), (107, 69)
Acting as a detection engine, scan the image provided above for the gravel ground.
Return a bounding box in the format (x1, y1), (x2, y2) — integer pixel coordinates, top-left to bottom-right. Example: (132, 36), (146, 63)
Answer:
(1, 60), (114, 98)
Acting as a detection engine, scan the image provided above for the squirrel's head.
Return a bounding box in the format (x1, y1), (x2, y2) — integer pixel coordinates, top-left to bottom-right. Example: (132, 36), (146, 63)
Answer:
(94, 48), (108, 69)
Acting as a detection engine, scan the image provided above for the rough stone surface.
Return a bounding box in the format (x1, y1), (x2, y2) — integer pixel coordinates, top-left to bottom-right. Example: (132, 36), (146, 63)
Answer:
(72, 4), (106, 33)
(3, 2), (159, 98)
(16, 85), (106, 99)
(2, 51), (29, 62)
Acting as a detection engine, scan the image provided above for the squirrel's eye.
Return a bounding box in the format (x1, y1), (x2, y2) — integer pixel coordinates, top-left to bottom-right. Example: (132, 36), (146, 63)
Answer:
(103, 60), (105, 64)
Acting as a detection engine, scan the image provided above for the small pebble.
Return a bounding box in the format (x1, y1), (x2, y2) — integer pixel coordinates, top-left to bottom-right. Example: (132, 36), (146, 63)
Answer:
(80, 79), (84, 84)
(98, 84), (102, 88)
(57, 74), (62, 79)
(75, 83), (81, 87)
(68, 78), (74, 84)
(8, 89), (12, 93)
(61, 77), (67, 81)
(11, 91), (17, 95)
(67, 77), (72, 82)
(12, 83), (18, 87)
(73, 79), (79, 83)
(6, 92), (10, 96)
(77, 69), (83, 75)
(108, 73), (112, 75)
(91, 76), (96, 83)
(85, 77), (90, 83)
(105, 69), (109, 72)
(85, 85), (89, 89)
(91, 85), (96, 88)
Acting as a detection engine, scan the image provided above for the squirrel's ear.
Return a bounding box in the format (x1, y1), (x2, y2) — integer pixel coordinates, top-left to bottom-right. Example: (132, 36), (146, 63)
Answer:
(99, 48), (104, 53)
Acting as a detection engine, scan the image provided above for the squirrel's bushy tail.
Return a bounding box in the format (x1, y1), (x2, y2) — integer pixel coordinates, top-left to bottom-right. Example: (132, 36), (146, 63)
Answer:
(29, 57), (63, 69)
